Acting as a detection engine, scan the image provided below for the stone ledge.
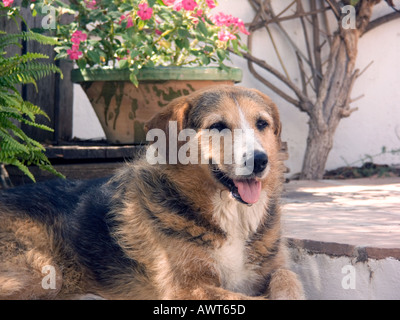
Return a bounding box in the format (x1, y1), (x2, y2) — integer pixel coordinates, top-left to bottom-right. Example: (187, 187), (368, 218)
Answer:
(283, 178), (400, 262)
(45, 145), (145, 161)
(287, 238), (400, 261)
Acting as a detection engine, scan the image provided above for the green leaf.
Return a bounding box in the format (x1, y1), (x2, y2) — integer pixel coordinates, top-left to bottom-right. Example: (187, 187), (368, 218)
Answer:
(216, 49), (226, 61)
(118, 59), (129, 69)
(77, 58), (87, 69)
(199, 54), (210, 65)
(176, 37), (190, 50)
(129, 72), (139, 87)
(138, 19), (146, 30)
(178, 28), (191, 38)
(87, 50), (101, 64)
(9, 159), (36, 182)
(197, 20), (209, 37)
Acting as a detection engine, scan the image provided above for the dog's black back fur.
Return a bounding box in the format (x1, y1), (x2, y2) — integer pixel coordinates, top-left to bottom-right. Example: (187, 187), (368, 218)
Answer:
(0, 178), (140, 287)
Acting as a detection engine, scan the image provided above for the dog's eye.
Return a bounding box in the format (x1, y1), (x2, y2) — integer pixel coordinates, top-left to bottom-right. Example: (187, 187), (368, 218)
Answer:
(209, 121), (228, 132)
(256, 119), (269, 131)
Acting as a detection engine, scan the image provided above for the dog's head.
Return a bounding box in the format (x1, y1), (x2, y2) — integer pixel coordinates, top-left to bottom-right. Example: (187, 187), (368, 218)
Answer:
(145, 85), (283, 205)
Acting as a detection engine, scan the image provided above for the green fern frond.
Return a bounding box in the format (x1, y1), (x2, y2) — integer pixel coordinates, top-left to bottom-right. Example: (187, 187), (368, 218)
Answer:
(21, 100), (51, 121)
(7, 158), (36, 182)
(0, 129), (30, 154)
(0, 91), (23, 108)
(0, 31), (59, 50)
(0, 30), (64, 182)
(0, 52), (50, 76)
(1, 61), (62, 85)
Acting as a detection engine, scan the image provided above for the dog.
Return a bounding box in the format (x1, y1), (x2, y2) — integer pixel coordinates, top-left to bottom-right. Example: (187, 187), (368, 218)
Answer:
(0, 85), (304, 300)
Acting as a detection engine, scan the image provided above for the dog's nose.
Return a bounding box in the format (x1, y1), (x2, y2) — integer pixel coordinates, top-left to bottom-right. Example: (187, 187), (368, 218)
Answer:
(253, 151), (268, 174)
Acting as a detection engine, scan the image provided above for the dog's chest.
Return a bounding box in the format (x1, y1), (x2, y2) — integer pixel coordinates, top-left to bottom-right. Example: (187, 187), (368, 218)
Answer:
(211, 192), (268, 295)
(213, 237), (259, 295)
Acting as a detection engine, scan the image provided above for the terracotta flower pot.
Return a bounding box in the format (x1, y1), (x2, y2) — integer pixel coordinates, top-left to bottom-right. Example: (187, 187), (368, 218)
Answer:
(71, 67), (242, 145)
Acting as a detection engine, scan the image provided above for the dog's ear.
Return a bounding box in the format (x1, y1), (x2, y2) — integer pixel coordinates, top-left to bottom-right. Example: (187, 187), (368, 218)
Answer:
(144, 95), (193, 164)
(145, 95), (192, 134)
(250, 89), (282, 138)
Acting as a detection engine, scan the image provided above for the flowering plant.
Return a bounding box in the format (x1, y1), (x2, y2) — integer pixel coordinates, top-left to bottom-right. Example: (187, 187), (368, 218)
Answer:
(19, 0), (249, 84)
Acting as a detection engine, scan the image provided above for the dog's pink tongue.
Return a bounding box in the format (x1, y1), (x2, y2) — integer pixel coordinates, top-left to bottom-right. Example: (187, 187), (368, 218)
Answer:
(233, 180), (262, 204)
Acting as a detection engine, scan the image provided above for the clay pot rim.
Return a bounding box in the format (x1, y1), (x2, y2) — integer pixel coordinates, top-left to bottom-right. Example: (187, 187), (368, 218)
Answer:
(71, 66), (242, 84)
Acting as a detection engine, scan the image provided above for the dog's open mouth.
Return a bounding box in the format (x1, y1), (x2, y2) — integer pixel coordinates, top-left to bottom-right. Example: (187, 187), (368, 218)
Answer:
(211, 165), (261, 205)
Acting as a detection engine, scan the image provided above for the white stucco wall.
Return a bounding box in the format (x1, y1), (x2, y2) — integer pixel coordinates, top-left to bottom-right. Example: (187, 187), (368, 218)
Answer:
(72, 0), (400, 175)
(289, 247), (400, 300)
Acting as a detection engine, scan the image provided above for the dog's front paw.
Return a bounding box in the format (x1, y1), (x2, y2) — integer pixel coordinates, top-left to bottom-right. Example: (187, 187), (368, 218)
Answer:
(267, 269), (305, 300)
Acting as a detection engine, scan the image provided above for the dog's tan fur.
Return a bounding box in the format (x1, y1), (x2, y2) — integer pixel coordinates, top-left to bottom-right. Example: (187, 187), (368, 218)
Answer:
(0, 85), (304, 300)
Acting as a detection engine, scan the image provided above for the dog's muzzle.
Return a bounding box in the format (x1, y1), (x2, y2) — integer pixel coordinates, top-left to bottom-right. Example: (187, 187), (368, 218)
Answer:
(210, 151), (268, 206)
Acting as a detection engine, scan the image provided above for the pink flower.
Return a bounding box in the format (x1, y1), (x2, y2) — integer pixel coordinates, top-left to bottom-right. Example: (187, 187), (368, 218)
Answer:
(72, 30), (87, 43)
(234, 18), (250, 35)
(67, 48), (83, 60)
(118, 14), (126, 24)
(194, 9), (203, 17)
(119, 14), (134, 28)
(84, 0), (97, 9)
(182, 0), (197, 11)
(162, 0), (174, 5)
(71, 37), (81, 44)
(2, 0), (14, 7)
(137, 2), (153, 20)
(218, 30), (236, 42)
(126, 16), (134, 28)
(155, 29), (163, 35)
(212, 12), (230, 27)
(212, 12), (250, 36)
(205, 0), (216, 9)
(190, 9), (204, 24)
(173, 0), (182, 11)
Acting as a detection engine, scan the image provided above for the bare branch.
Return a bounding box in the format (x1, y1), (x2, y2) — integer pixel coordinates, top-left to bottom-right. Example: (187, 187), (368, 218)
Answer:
(265, 1), (324, 80)
(265, 25), (291, 81)
(324, 0), (341, 19)
(248, 61), (302, 108)
(341, 107), (359, 118)
(363, 11), (400, 35)
(242, 26), (302, 108)
(321, 0), (333, 45)
(349, 94), (365, 103)
(230, 47), (311, 112)
(356, 60), (374, 78)
(298, 0), (315, 92)
(311, 0), (322, 92)
(250, 6), (331, 30)
(296, 51), (308, 96)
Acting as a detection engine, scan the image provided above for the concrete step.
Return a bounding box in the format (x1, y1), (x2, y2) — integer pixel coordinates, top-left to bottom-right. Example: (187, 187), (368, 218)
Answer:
(282, 178), (400, 299)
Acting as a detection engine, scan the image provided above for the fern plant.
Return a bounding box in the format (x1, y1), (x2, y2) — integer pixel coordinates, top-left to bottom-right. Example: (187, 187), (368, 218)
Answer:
(0, 29), (65, 182)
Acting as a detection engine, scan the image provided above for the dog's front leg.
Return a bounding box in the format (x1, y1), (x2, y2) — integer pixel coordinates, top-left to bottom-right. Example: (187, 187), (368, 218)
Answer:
(169, 284), (267, 300)
(266, 269), (305, 300)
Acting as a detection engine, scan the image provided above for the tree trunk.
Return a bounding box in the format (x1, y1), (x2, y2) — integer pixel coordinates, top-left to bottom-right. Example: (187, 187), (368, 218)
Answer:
(299, 32), (356, 179)
(299, 0), (381, 180)
(300, 123), (334, 180)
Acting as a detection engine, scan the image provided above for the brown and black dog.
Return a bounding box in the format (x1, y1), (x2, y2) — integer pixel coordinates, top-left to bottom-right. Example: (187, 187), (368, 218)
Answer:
(0, 85), (304, 300)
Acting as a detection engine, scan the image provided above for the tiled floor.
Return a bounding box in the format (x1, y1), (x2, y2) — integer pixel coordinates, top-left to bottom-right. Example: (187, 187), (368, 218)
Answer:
(282, 177), (400, 259)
